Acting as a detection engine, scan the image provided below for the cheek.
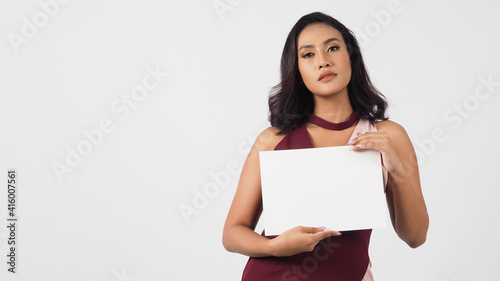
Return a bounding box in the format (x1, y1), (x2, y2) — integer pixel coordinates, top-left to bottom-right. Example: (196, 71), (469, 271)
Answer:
(344, 62), (352, 76)
(340, 57), (352, 77)
(298, 62), (314, 82)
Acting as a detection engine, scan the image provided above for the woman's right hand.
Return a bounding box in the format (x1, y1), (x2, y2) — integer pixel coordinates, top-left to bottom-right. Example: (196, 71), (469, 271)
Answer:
(270, 226), (341, 257)
(223, 128), (342, 258)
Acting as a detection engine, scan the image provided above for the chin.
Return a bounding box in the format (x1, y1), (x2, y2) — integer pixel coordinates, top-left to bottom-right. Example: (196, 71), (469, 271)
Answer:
(312, 89), (345, 98)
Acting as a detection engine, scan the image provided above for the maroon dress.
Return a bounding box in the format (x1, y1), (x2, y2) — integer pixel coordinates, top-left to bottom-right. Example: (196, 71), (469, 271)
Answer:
(242, 114), (374, 281)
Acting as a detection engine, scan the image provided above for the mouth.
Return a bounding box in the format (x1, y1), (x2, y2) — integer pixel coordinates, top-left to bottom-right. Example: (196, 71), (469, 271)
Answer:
(318, 71), (337, 81)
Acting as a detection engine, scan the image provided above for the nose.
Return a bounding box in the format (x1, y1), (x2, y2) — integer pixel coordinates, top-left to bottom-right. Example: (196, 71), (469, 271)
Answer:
(318, 53), (330, 69)
(319, 61), (330, 69)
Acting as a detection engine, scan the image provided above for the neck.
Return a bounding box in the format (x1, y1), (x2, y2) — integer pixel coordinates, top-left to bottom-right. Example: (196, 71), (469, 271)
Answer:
(312, 89), (354, 123)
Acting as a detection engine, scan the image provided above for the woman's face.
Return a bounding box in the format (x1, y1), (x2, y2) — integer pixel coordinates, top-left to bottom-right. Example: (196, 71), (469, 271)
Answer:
(297, 23), (352, 98)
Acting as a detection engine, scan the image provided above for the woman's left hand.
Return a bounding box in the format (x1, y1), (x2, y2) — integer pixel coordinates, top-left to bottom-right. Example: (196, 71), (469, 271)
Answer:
(349, 123), (429, 249)
(348, 132), (404, 174)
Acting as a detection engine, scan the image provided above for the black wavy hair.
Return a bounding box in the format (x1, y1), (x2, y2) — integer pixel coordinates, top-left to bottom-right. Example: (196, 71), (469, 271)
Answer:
(268, 12), (388, 134)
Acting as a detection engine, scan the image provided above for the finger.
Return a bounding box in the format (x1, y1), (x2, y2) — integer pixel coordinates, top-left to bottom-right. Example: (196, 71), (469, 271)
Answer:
(353, 140), (382, 151)
(351, 136), (387, 151)
(348, 137), (363, 146)
(350, 144), (363, 151)
(349, 132), (365, 144)
(299, 226), (341, 236)
(311, 230), (342, 241)
(348, 132), (375, 146)
(351, 141), (373, 151)
(323, 230), (342, 237)
(299, 226), (324, 234)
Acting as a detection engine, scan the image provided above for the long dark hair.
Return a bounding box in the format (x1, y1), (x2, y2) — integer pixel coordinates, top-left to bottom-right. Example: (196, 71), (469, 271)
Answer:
(269, 12), (388, 134)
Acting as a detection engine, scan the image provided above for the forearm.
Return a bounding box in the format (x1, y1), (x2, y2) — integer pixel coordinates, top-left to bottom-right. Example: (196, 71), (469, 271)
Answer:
(223, 224), (275, 257)
(387, 169), (429, 248)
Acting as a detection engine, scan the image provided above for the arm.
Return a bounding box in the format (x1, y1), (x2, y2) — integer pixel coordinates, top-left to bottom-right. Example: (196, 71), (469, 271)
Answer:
(222, 127), (340, 257)
(349, 120), (429, 248)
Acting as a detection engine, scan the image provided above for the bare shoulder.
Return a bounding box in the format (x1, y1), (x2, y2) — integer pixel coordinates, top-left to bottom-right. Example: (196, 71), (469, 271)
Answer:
(376, 120), (409, 139)
(253, 127), (286, 152)
(376, 120), (415, 152)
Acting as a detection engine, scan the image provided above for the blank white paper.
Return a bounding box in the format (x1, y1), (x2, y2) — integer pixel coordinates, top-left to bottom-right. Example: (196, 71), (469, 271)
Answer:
(260, 146), (387, 235)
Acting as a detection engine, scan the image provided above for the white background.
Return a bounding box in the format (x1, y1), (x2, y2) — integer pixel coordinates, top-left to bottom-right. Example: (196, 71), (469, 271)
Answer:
(1, 0), (499, 280)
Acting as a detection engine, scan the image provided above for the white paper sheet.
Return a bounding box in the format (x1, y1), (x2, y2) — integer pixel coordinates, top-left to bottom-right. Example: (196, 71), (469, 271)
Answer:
(260, 146), (387, 235)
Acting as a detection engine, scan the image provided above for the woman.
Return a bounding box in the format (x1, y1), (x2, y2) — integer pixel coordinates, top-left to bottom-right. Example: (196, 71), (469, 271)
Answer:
(222, 12), (429, 280)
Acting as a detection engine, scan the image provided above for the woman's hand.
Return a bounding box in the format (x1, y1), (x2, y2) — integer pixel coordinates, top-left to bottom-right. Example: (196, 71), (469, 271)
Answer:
(348, 122), (429, 248)
(269, 226), (341, 257)
(349, 132), (404, 175)
(224, 128), (344, 257)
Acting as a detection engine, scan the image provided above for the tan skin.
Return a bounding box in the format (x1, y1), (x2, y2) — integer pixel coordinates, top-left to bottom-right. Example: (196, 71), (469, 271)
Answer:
(223, 23), (429, 258)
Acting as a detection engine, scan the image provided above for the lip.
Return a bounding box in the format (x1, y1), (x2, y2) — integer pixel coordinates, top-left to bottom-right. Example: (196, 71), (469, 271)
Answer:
(318, 71), (337, 81)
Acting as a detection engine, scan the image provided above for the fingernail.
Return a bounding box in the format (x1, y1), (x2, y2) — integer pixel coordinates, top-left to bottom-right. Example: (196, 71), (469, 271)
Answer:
(350, 146), (355, 151)
(346, 140), (352, 145)
(356, 144), (363, 148)
(318, 226), (326, 231)
(335, 232), (342, 236)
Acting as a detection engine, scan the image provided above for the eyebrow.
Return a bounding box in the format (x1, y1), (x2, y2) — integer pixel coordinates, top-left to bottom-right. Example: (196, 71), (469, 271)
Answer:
(299, 37), (341, 51)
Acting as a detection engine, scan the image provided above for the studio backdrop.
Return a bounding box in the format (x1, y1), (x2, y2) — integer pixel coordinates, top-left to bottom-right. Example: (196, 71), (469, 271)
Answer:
(1, 0), (499, 280)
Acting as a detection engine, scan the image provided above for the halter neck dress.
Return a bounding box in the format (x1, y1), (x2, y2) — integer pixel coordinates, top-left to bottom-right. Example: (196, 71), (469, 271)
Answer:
(241, 115), (388, 281)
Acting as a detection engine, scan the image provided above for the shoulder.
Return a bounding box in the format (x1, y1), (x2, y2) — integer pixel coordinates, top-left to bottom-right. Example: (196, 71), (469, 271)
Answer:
(376, 120), (409, 139)
(253, 127), (286, 152)
(376, 119), (414, 149)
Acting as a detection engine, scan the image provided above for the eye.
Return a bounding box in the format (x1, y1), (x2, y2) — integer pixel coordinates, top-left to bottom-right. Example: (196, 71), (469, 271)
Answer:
(327, 46), (340, 52)
(301, 52), (314, 58)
